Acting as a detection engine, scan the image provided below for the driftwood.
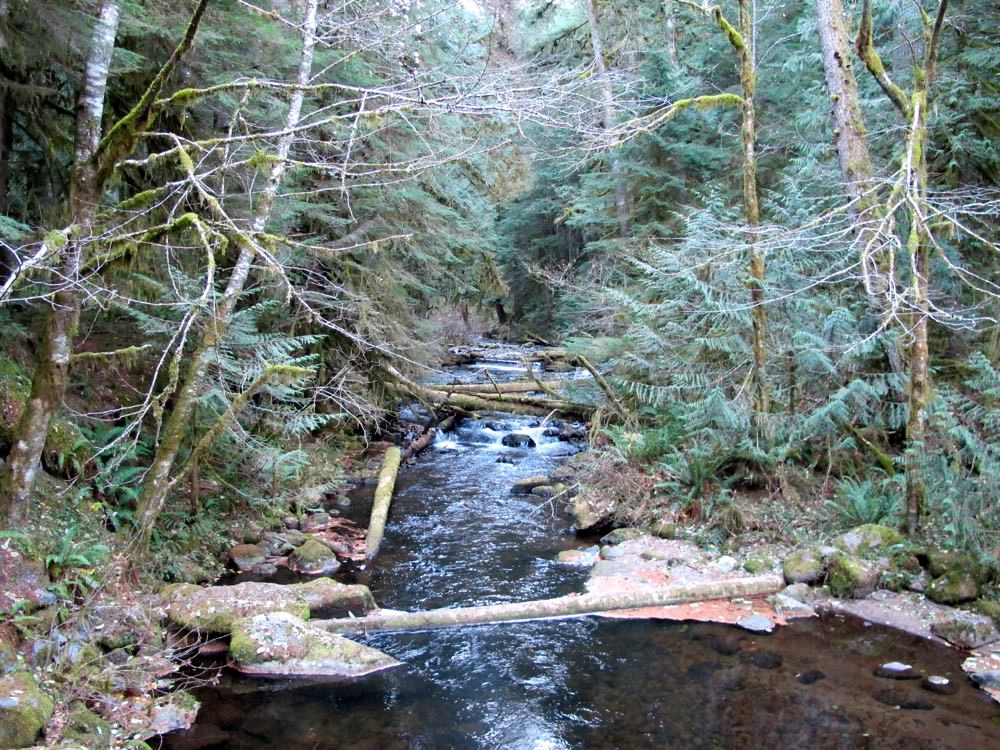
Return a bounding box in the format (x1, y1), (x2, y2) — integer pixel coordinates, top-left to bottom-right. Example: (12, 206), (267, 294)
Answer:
(316, 574), (785, 634)
(365, 446), (401, 559)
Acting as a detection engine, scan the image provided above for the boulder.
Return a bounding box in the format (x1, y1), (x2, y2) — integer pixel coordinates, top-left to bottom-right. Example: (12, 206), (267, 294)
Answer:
(556, 547), (599, 567)
(512, 475), (549, 494)
(0, 672), (53, 748)
(501, 433), (536, 448)
(571, 496), (613, 532)
(782, 548), (825, 585)
(977, 598), (1000, 625)
(926, 570), (979, 604)
(711, 556), (739, 575)
(288, 538), (341, 576)
(600, 528), (645, 546)
(164, 579), (375, 634)
(228, 544), (265, 571)
(831, 524), (904, 558)
(825, 553), (879, 598)
(146, 691), (200, 736)
(650, 520), (677, 539)
(925, 549), (992, 582)
(229, 612), (401, 678)
(63, 703), (111, 746)
(303, 513), (332, 532)
(930, 610), (1000, 648)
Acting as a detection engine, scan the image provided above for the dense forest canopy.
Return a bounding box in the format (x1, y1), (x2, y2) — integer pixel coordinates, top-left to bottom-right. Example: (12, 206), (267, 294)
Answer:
(0, 0), (997, 596)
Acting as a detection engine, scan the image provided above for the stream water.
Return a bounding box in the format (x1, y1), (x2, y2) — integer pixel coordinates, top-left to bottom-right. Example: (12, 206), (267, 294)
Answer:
(160, 352), (1000, 750)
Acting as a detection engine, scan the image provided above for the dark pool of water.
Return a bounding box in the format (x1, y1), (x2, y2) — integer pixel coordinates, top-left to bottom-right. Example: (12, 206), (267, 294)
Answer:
(159, 357), (1000, 750)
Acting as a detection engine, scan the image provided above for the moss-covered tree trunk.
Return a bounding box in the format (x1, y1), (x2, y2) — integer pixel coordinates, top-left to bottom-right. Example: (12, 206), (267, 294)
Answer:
(735, 1), (769, 439)
(0, 0), (121, 523)
(583, 0), (629, 237)
(856, 0), (948, 533)
(133, 0), (320, 551)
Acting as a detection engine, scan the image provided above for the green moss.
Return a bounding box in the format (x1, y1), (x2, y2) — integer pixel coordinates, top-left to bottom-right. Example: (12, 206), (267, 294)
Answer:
(782, 547), (824, 584)
(0, 672), (54, 748)
(927, 570), (979, 604)
(976, 598), (1000, 626)
(744, 556), (772, 574)
(826, 552), (871, 598)
(63, 703), (111, 745)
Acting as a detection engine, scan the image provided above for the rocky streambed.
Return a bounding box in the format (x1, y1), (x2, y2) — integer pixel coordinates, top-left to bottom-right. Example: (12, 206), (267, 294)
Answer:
(145, 343), (1000, 749)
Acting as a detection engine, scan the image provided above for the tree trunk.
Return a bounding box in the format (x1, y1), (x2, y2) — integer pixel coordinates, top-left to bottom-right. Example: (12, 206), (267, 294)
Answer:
(735, 1), (769, 440)
(814, 0), (904, 375)
(316, 574), (786, 634)
(133, 0), (320, 551)
(0, 0), (121, 523)
(662, 0), (680, 68)
(583, 0), (629, 237)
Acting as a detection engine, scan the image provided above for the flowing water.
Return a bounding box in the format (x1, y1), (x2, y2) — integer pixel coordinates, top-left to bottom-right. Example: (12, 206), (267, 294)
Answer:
(161, 353), (1000, 750)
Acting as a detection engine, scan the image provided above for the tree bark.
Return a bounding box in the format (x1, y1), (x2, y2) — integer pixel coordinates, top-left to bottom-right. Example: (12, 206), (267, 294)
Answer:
(366, 446), (401, 559)
(733, 1), (769, 440)
(133, 0), (320, 551)
(0, 0), (121, 523)
(814, 0), (904, 376)
(662, 0), (680, 68)
(316, 574), (786, 633)
(583, 0), (629, 237)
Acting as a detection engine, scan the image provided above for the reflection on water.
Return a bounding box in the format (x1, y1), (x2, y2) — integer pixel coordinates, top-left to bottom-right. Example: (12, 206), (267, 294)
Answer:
(161, 397), (1000, 750)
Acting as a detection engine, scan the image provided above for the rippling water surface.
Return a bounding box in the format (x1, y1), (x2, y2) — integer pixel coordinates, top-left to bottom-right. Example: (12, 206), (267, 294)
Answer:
(162, 356), (1000, 750)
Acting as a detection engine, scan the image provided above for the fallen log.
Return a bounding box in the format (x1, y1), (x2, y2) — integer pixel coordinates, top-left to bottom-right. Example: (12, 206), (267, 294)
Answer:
(315, 574), (785, 634)
(402, 414), (455, 462)
(365, 445), (401, 559)
(385, 366), (593, 419)
(435, 380), (568, 395)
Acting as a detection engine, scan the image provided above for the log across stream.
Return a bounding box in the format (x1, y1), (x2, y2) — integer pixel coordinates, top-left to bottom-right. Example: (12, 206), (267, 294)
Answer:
(162, 343), (1000, 750)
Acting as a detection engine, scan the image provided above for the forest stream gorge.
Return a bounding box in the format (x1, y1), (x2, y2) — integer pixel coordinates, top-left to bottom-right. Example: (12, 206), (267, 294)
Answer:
(159, 345), (1000, 750)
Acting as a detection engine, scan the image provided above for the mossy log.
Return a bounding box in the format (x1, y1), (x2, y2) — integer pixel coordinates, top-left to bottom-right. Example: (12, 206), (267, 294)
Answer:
(365, 445), (401, 559)
(385, 365), (593, 419)
(316, 574), (785, 634)
(434, 380), (565, 395)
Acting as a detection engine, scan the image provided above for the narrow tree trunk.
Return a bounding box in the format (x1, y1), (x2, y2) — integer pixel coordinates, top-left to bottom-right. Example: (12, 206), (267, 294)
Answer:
(814, 0), (904, 375)
(735, 1), (769, 439)
(316, 574), (786, 634)
(662, 0), (680, 68)
(0, 0), (121, 523)
(583, 0), (629, 237)
(133, 0), (320, 550)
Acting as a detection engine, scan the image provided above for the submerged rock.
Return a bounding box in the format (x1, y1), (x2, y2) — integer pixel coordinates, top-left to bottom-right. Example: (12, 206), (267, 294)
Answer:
(921, 675), (959, 695)
(288, 538), (341, 576)
(164, 579), (375, 634)
(0, 672), (53, 748)
(229, 612), (401, 678)
(874, 661), (921, 680)
(501, 433), (536, 448)
(873, 688), (935, 710)
(782, 547), (825, 585)
(930, 610), (999, 648)
(512, 475), (549, 493)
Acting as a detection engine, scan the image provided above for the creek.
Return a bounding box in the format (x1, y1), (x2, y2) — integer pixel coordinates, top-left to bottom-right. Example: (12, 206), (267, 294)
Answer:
(161, 348), (1000, 749)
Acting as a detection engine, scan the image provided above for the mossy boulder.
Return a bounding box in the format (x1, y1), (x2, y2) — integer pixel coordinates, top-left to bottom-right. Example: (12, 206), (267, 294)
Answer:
(976, 598), (1000, 626)
(930, 610), (999, 649)
(512, 475), (549, 494)
(63, 704), (111, 745)
(599, 528), (645, 546)
(782, 547), (825, 585)
(924, 550), (994, 584)
(744, 556), (773, 574)
(826, 553), (878, 598)
(570, 495), (614, 532)
(164, 579), (375, 634)
(0, 672), (53, 748)
(531, 484), (566, 499)
(926, 570), (979, 604)
(228, 544), (266, 571)
(831, 524), (903, 558)
(287, 538), (340, 575)
(229, 612), (401, 678)
(650, 520), (677, 539)
(547, 465), (577, 483)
